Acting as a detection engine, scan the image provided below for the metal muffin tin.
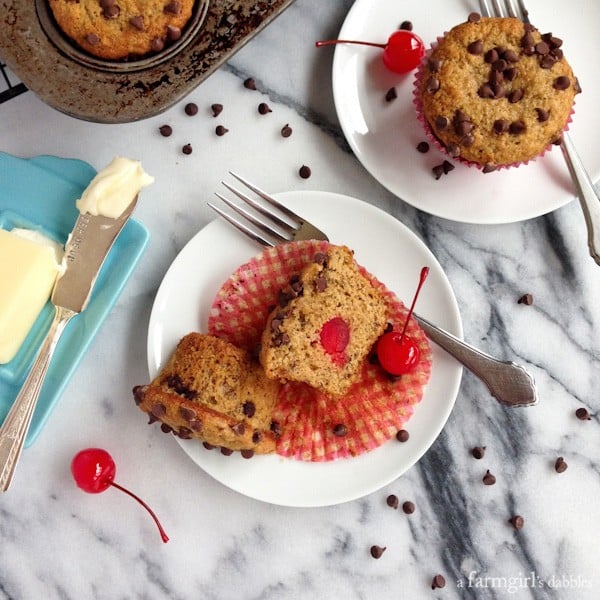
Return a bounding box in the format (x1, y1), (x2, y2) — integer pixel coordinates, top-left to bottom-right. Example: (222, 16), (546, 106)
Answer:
(0, 0), (296, 123)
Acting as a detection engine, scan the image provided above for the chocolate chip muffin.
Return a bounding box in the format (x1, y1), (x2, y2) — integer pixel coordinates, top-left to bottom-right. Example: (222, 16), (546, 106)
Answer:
(259, 245), (388, 397)
(415, 15), (580, 170)
(133, 333), (280, 454)
(48, 0), (196, 60)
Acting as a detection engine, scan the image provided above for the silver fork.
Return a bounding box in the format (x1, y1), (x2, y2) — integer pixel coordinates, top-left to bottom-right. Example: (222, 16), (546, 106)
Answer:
(209, 173), (538, 407)
(480, 0), (600, 266)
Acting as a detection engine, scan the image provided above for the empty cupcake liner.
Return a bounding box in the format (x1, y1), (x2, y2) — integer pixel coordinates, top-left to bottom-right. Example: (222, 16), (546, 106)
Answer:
(208, 240), (432, 462)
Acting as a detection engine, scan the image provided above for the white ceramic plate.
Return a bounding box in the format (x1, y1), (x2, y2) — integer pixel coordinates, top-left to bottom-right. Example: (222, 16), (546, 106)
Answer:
(147, 191), (463, 507)
(332, 0), (600, 224)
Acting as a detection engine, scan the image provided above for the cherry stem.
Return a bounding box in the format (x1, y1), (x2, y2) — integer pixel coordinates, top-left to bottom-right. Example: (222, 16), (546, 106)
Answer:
(400, 267), (430, 341)
(110, 481), (169, 543)
(315, 39), (386, 49)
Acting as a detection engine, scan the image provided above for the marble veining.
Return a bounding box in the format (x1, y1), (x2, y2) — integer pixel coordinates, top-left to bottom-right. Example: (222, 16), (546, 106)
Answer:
(0, 0), (598, 598)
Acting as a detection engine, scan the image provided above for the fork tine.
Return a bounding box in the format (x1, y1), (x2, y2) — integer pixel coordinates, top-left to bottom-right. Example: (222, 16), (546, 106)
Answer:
(207, 201), (276, 247)
(220, 181), (297, 235)
(478, 0), (491, 17)
(228, 171), (305, 226)
(491, 0), (507, 17)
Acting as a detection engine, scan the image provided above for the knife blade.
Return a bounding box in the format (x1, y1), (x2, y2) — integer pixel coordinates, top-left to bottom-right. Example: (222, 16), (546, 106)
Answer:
(0, 196), (138, 491)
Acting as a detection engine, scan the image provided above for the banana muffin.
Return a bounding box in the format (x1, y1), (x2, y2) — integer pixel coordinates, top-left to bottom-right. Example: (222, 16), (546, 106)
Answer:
(48, 0), (196, 60)
(415, 15), (580, 171)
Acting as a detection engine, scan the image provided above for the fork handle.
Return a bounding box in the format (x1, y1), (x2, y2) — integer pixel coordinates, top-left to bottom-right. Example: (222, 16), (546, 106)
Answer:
(414, 314), (537, 407)
(560, 133), (600, 266)
(0, 305), (75, 492)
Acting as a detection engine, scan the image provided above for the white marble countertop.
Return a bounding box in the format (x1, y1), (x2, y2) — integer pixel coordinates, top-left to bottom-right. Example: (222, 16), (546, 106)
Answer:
(1, 1), (599, 598)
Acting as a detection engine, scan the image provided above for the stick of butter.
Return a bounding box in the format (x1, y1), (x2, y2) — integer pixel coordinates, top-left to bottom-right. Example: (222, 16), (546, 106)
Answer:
(0, 228), (64, 364)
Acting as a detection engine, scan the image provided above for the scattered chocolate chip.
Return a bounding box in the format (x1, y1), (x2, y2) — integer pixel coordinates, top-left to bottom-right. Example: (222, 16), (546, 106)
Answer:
(184, 102), (198, 116)
(202, 442), (215, 450)
(241, 449), (255, 459)
(179, 406), (196, 422)
(102, 4), (120, 18)
(484, 48), (499, 64)
(521, 32), (535, 49)
(370, 545), (386, 559)
(535, 108), (550, 122)
(482, 163), (497, 174)
(555, 457), (568, 473)
(399, 20), (413, 31)
(182, 143), (193, 155)
(160, 423), (172, 434)
(575, 407), (591, 421)
(315, 274), (328, 292)
(509, 120), (526, 135)
(416, 141), (430, 153)
(467, 12), (481, 23)
(477, 83), (495, 99)
(258, 102), (272, 115)
(215, 125), (229, 136)
(132, 385), (147, 405)
(211, 103), (223, 117)
(167, 25), (181, 41)
(518, 293), (534, 305)
(503, 49), (519, 63)
(164, 1), (181, 15)
(333, 423), (348, 437)
(220, 447), (234, 456)
(231, 422), (246, 436)
(442, 160), (454, 174)
(281, 124), (293, 138)
(574, 78), (582, 94)
(242, 401), (256, 418)
(431, 574), (446, 589)
(151, 402), (166, 418)
(428, 58), (442, 72)
(446, 143), (460, 158)
(432, 164), (445, 180)
(177, 427), (192, 439)
(483, 470), (496, 485)
(540, 54), (557, 69)
(386, 494), (399, 509)
(553, 76), (570, 90)
(85, 33), (100, 46)
(158, 124), (172, 137)
(435, 115), (449, 130)
(299, 165), (312, 179)
(425, 76), (440, 93)
(252, 431), (263, 444)
(493, 119), (509, 134)
(396, 429), (410, 442)
(151, 37), (165, 52)
(471, 446), (486, 459)
(243, 77), (257, 90)
(535, 41), (550, 55)
(509, 515), (525, 530)
(467, 39), (483, 55)
(402, 501), (415, 514)
(129, 15), (144, 31)
(504, 67), (518, 81)
(508, 89), (524, 103)
(385, 87), (397, 102)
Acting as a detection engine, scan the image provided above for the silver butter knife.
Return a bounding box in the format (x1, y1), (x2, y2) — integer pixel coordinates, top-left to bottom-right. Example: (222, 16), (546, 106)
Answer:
(0, 197), (138, 492)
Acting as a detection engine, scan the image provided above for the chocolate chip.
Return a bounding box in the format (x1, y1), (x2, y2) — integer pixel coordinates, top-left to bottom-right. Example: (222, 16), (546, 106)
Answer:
(177, 427), (192, 439)
(281, 124), (293, 137)
(241, 449), (255, 459)
(503, 49), (519, 63)
(333, 423), (348, 437)
(132, 385), (147, 405)
(425, 76), (440, 93)
(540, 54), (557, 69)
(508, 89), (524, 103)
(467, 40), (483, 55)
(370, 545), (386, 559)
(509, 515), (524, 530)
(521, 32), (535, 48)
(431, 574), (446, 589)
(386, 494), (399, 509)
(314, 252), (328, 265)
(432, 164), (445, 180)
(535, 41), (550, 55)
(446, 143), (460, 158)
(518, 293), (533, 305)
(399, 20), (413, 31)
(85, 33), (100, 46)
(428, 58), (442, 72)
(535, 108), (550, 122)
(482, 163), (497, 173)
(179, 406), (197, 422)
(242, 401), (256, 418)
(484, 48), (499, 63)
(231, 422), (246, 436)
(575, 407), (592, 420)
(509, 120), (526, 135)
(493, 119), (509, 134)
(467, 12), (481, 23)
(416, 141), (430, 153)
(202, 442), (215, 450)
(160, 423), (172, 434)
(151, 37), (165, 52)
(185, 102), (198, 116)
(477, 83), (495, 99)
(151, 402), (166, 418)
(182, 143), (193, 155)
(385, 87), (397, 102)
(189, 419), (202, 432)
(164, 1), (181, 15)
(252, 431), (263, 444)
(555, 457), (568, 473)
(315, 274), (328, 292)
(396, 429), (410, 442)
(129, 15), (144, 31)
(211, 103), (223, 117)
(483, 470), (496, 485)
(243, 77), (257, 90)
(434, 115), (449, 130)
(102, 4), (120, 18)
(553, 76), (570, 90)
(270, 421), (282, 437)
(299, 165), (311, 179)
(442, 160), (454, 174)
(215, 125), (229, 136)
(471, 446), (486, 459)
(402, 501), (415, 514)
(167, 25), (181, 41)
(504, 67), (518, 81)
(258, 102), (272, 115)
(220, 447), (234, 456)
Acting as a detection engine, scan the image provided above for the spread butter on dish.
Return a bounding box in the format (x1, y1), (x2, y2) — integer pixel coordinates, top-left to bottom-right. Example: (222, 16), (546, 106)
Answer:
(75, 156), (154, 219)
(0, 228), (64, 364)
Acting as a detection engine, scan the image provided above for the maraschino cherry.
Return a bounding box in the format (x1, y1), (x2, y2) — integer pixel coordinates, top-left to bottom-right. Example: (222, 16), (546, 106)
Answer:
(376, 267), (429, 376)
(315, 30), (425, 74)
(71, 448), (169, 543)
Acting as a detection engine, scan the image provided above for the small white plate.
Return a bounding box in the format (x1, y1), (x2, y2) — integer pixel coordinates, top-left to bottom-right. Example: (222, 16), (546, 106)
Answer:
(332, 0), (600, 223)
(147, 191), (462, 507)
